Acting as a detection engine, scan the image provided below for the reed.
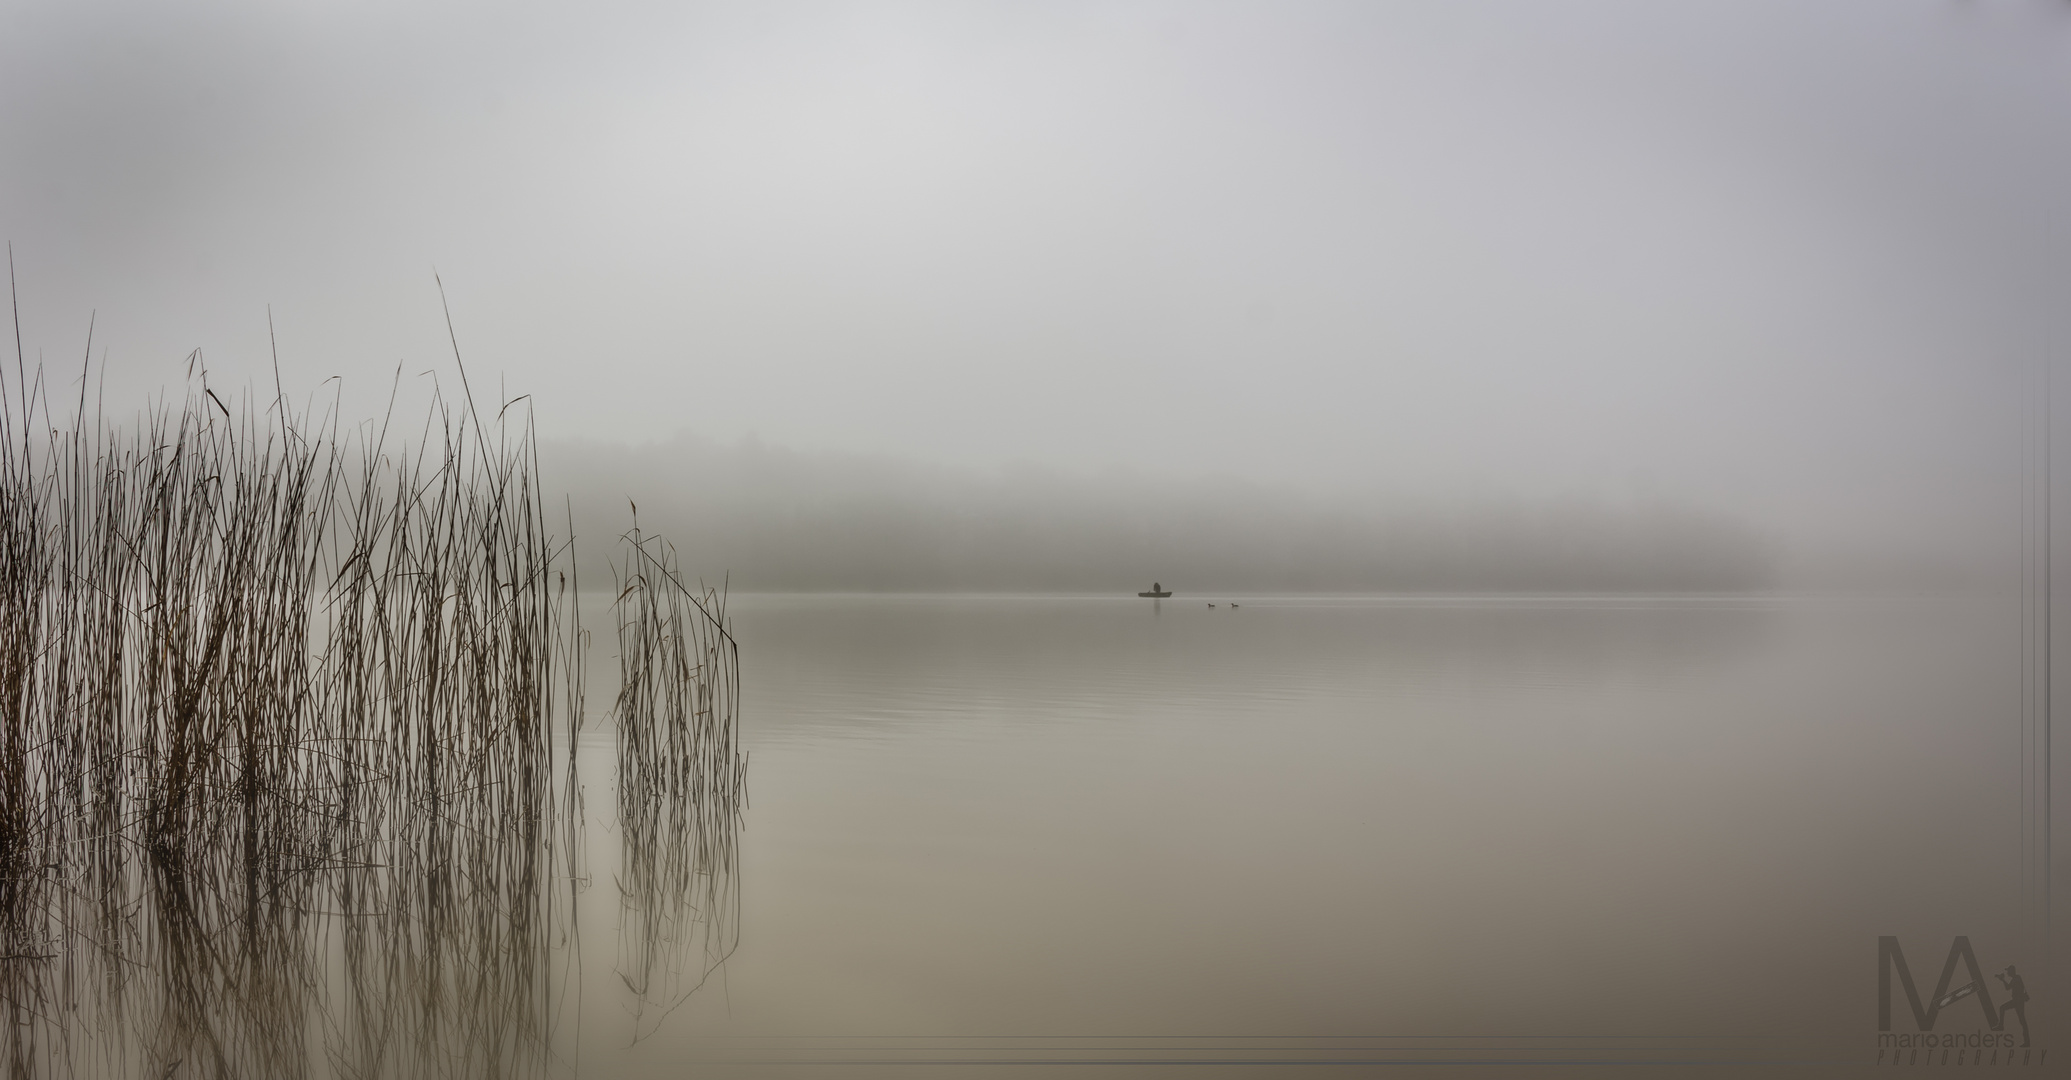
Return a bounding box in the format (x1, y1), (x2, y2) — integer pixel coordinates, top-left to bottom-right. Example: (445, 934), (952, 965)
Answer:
(0, 344), (742, 1076)
(611, 526), (744, 1039)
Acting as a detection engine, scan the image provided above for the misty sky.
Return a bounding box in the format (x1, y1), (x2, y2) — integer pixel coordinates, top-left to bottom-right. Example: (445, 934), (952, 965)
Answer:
(3, 0), (2067, 569)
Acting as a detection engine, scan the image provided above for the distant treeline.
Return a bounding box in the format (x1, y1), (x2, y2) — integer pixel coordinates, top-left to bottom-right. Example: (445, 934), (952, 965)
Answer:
(543, 434), (1778, 593)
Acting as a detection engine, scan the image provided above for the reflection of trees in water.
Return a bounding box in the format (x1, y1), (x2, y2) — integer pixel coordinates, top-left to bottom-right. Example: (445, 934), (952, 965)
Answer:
(0, 382), (741, 1077)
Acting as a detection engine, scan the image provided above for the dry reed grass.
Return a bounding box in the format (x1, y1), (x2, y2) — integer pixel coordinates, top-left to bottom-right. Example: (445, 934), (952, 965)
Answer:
(0, 315), (742, 1076)
(611, 526), (743, 1040)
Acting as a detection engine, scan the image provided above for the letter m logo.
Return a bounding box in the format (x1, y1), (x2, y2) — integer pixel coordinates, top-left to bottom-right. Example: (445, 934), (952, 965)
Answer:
(1878, 936), (2001, 1031)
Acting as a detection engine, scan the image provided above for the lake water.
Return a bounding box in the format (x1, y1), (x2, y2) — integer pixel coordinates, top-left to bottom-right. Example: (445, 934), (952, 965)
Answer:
(561, 592), (2050, 1076)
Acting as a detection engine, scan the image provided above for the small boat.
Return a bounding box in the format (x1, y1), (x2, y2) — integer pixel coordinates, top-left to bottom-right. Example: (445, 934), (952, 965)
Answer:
(1137, 582), (1172, 598)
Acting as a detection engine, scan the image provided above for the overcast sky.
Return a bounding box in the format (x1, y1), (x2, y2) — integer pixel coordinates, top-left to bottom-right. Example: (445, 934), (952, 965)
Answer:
(3, 0), (2067, 567)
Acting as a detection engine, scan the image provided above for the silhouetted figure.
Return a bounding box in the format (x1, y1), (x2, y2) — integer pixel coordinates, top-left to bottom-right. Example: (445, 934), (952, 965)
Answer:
(1996, 966), (2030, 1047)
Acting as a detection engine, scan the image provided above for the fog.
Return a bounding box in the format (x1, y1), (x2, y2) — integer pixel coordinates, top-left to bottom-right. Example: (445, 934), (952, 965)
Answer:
(3, 0), (2067, 590)
(549, 433), (1779, 591)
(3, 5), (2069, 1070)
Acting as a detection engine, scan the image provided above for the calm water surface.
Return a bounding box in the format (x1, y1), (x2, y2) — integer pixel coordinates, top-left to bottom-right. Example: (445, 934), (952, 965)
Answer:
(566, 592), (2037, 1076)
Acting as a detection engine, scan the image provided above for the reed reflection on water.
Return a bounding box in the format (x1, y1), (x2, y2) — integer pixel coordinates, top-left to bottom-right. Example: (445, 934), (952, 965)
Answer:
(0, 385), (743, 1078)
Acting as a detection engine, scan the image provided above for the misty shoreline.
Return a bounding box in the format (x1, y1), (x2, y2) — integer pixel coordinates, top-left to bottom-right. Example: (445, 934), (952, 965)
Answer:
(544, 433), (1782, 594)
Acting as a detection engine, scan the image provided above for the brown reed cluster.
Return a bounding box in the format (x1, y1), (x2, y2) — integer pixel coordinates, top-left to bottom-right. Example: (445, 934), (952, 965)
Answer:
(611, 526), (744, 1040)
(0, 350), (740, 1077)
